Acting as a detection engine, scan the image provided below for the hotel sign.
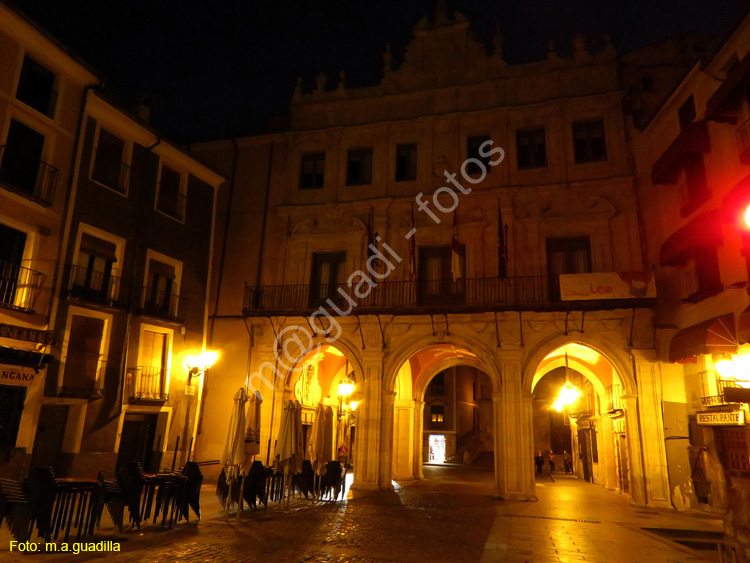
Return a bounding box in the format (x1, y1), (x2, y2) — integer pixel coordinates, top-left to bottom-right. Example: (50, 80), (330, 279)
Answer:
(560, 272), (657, 301)
(0, 363), (43, 386)
(697, 410), (745, 426)
(0, 323), (55, 345)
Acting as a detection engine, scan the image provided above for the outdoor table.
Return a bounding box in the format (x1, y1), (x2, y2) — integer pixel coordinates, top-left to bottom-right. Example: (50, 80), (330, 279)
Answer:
(51, 478), (101, 542)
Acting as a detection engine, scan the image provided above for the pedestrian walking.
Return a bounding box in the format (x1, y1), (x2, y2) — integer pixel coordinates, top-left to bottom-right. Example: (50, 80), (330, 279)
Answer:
(534, 450), (544, 474)
(548, 451), (556, 473)
(563, 450), (573, 474)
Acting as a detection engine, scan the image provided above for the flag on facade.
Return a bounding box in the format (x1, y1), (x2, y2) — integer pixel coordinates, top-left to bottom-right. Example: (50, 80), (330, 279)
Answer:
(409, 203), (417, 281)
(498, 201), (507, 279)
(451, 212), (461, 282)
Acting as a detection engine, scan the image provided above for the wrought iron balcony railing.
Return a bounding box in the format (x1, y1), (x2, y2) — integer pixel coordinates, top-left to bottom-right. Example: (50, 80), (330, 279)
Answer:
(91, 149), (130, 194)
(0, 260), (43, 313)
(139, 286), (182, 322)
(127, 366), (169, 402)
(58, 355), (106, 398)
(701, 379), (750, 406)
(0, 145), (59, 206)
(65, 264), (124, 307)
(242, 275), (652, 316)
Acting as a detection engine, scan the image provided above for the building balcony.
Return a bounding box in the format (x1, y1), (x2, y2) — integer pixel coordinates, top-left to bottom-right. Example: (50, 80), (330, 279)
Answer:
(58, 355), (106, 398)
(138, 286), (182, 322)
(0, 259), (43, 313)
(126, 366), (169, 402)
(65, 264), (124, 308)
(91, 151), (130, 195)
(242, 275), (655, 317)
(0, 145), (58, 206)
(701, 378), (750, 407)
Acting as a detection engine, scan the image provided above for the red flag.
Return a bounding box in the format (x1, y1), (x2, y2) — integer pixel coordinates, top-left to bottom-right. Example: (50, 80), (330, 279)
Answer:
(409, 203), (416, 281)
(498, 201), (507, 279)
(451, 212), (461, 282)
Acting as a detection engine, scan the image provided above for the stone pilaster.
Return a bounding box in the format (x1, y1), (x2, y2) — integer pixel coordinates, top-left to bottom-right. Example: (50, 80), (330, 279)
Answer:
(379, 390), (397, 490)
(393, 398), (415, 480)
(413, 400), (425, 479)
(352, 351), (384, 490)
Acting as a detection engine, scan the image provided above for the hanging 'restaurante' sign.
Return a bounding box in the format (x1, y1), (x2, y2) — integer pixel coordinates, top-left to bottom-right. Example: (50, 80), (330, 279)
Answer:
(697, 410), (745, 426)
(560, 272), (657, 301)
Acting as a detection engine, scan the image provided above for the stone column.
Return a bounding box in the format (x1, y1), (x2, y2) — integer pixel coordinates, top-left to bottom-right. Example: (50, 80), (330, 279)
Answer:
(413, 400), (425, 479)
(393, 398), (415, 480)
(494, 350), (535, 501)
(351, 351), (384, 490)
(622, 394), (647, 506)
(599, 415), (617, 490)
(632, 349), (671, 508)
(378, 390), (396, 490)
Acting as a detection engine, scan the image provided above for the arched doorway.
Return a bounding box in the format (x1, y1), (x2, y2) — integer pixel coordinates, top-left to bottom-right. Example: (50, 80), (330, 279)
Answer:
(388, 343), (497, 486)
(528, 341), (634, 497)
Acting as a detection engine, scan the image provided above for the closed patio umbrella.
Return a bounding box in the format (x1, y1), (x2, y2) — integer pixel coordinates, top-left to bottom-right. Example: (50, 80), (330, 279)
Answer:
(220, 387), (248, 509)
(242, 390), (263, 474)
(309, 403), (328, 477)
(274, 399), (301, 506)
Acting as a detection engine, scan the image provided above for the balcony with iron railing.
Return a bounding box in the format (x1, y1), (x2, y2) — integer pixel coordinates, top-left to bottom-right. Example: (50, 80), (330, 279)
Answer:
(58, 354), (106, 398)
(65, 264), (124, 308)
(0, 260), (43, 313)
(243, 275), (655, 317)
(139, 286), (182, 322)
(736, 115), (750, 164)
(127, 366), (169, 402)
(701, 378), (750, 406)
(0, 145), (59, 206)
(91, 149), (130, 195)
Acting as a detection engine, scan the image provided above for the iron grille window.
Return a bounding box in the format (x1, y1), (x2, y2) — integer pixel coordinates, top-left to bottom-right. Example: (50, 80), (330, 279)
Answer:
(300, 152), (325, 189)
(16, 56), (56, 117)
(466, 135), (491, 175)
(572, 119), (607, 163)
(346, 148), (373, 186)
(395, 143), (417, 181)
(516, 128), (547, 169)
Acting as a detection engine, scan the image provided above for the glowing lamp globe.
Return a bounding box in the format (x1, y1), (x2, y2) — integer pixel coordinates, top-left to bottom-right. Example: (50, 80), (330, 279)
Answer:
(338, 378), (355, 397)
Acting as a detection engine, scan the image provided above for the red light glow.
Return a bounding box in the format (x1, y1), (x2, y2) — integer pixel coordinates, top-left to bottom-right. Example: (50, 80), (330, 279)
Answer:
(745, 204), (750, 229)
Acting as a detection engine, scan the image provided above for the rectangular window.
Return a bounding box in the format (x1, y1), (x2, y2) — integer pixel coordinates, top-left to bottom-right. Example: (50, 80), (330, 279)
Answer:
(144, 259), (177, 318)
(300, 152), (326, 189)
(310, 251), (346, 307)
(418, 245), (466, 305)
(395, 143), (417, 181)
(683, 246), (722, 301)
(137, 330), (168, 400)
(92, 128), (128, 194)
(428, 372), (445, 395)
(430, 405), (445, 424)
(546, 236), (591, 301)
(70, 233), (119, 304)
(16, 56), (56, 117)
(346, 148), (373, 186)
(62, 315), (105, 396)
(466, 135), (491, 175)
(156, 164), (185, 221)
(0, 223), (27, 310)
(0, 119), (46, 195)
(516, 128), (547, 170)
(572, 119), (607, 163)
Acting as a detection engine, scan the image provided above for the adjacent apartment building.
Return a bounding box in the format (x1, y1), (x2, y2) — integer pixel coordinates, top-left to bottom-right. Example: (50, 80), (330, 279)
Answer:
(0, 2), (223, 479)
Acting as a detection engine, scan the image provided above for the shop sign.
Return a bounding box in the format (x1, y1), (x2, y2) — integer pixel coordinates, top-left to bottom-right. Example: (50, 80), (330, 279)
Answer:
(577, 419), (591, 429)
(697, 410), (745, 426)
(0, 323), (55, 345)
(560, 272), (656, 301)
(0, 363), (43, 386)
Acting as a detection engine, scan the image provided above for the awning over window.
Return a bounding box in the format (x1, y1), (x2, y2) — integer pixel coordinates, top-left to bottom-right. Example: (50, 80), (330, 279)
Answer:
(651, 120), (710, 185)
(706, 52), (750, 123)
(659, 209), (723, 266)
(737, 305), (750, 344)
(669, 313), (738, 363)
(80, 233), (117, 262)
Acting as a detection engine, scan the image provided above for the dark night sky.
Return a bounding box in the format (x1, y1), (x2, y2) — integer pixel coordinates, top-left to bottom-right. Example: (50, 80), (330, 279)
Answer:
(13, 0), (750, 143)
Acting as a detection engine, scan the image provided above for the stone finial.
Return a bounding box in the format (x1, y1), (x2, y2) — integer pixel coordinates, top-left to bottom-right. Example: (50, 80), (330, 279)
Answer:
(383, 43), (393, 75)
(572, 32), (588, 60)
(315, 72), (328, 92)
(493, 24), (504, 58)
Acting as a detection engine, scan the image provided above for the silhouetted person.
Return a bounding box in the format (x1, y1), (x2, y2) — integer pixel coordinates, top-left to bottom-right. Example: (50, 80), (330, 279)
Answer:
(548, 451), (556, 473)
(563, 450), (573, 474)
(535, 450), (544, 474)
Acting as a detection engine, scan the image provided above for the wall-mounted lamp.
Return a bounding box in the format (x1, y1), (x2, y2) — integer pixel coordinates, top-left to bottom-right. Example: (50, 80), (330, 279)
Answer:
(186, 350), (218, 384)
(337, 375), (356, 420)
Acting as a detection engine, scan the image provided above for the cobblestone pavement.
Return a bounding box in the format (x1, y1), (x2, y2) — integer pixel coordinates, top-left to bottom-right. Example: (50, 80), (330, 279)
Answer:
(0, 467), (726, 563)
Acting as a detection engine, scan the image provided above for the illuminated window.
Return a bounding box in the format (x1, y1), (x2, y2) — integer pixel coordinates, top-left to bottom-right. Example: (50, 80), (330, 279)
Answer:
(430, 405), (445, 424)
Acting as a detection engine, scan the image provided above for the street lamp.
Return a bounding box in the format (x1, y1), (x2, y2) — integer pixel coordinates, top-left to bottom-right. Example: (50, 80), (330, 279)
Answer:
(185, 350), (218, 434)
(337, 376), (355, 419)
